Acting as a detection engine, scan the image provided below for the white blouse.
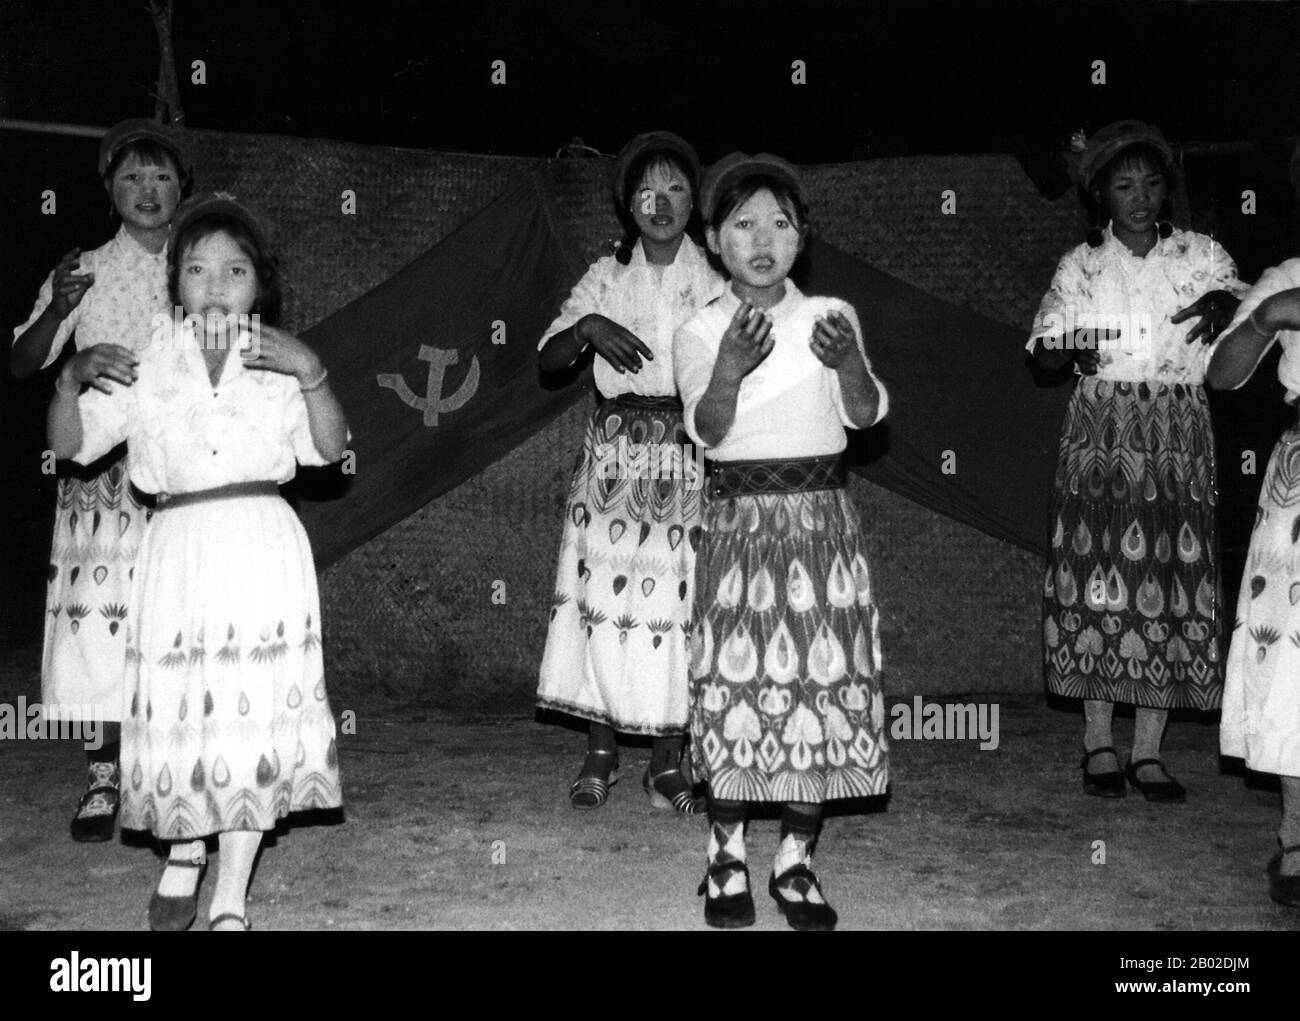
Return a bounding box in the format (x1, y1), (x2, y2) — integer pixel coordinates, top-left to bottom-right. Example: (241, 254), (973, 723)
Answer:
(674, 280), (889, 461)
(13, 226), (169, 368)
(538, 238), (723, 398)
(1027, 225), (1246, 384)
(72, 323), (329, 495)
(1220, 257), (1300, 402)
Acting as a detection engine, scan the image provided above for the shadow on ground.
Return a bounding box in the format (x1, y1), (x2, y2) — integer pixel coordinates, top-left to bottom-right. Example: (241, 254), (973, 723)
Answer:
(1, 646), (1297, 931)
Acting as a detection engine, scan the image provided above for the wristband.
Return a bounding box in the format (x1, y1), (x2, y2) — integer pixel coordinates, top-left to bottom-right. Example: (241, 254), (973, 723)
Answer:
(299, 367), (329, 392)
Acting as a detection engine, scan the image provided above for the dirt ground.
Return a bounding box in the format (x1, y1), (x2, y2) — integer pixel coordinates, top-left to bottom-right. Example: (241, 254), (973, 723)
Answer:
(1, 646), (1298, 932)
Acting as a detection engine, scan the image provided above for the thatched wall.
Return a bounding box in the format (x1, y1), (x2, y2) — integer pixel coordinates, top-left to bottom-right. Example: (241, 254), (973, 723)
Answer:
(178, 128), (1084, 710)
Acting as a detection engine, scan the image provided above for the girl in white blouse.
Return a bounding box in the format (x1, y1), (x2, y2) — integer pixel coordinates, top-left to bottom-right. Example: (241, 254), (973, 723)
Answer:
(1027, 120), (1244, 804)
(48, 192), (349, 931)
(674, 152), (889, 930)
(12, 119), (186, 844)
(537, 132), (722, 814)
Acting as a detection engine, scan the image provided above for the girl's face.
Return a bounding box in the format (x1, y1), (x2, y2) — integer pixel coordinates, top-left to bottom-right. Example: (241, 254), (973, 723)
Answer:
(631, 160), (693, 246)
(178, 230), (258, 339)
(1101, 156), (1166, 240)
(707, 188), (802, 291)
(110, 153), (181, 234)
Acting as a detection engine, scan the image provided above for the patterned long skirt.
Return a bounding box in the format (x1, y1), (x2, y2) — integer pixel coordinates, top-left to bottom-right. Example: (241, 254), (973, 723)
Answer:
(1043, 377), (1222, 709)
(43, 448), (149, 723)
(119, 491), (342, 839)
(688, 458), (888, 804)
(537, 394), (703, 735)
(1222, 422), (1300, 777)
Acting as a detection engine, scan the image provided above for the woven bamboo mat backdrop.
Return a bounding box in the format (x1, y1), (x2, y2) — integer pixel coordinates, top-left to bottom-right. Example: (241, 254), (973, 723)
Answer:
(179, 128), (1086, 711)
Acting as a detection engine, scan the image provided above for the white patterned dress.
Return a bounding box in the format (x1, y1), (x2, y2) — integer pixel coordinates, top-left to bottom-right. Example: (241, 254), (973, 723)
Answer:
(1221, 259), (1300, 778)
(70, 323), (342, 837)
(537, 239), (722, 734)
(13, 227), (168, 722)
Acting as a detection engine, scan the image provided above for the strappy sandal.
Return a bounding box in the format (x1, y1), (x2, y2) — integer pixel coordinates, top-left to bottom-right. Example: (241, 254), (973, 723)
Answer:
(70, 761), (120, 842)
(643, 767), (705, 815)
(1124, 758), (1186, 804)
(568, 749), (619, 810)
(769, 862), (838, 931)
(148, 848), (208, 932)
(1266, 843), (1300, 908)
(1080, 745), (1125, 799)
(209, 912), (252, 931)
(697, 859), (755, 929)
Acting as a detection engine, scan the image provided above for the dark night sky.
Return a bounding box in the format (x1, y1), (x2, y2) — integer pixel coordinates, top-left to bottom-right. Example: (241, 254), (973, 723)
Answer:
(2, 0), (1299, 161)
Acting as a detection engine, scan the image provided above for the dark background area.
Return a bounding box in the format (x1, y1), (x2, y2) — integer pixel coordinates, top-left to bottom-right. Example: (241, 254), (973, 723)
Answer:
(3, 0), (1300, 647)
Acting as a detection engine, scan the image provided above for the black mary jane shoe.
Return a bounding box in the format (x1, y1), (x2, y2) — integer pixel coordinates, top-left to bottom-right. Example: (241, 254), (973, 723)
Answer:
(70, 761), (121, 842)
(148, 857), (207, 932)
(1266, 844), (1300, 908)
(1080, 746), (1126, 799)
(1124, 758), (1186, 804)
(697, 859), (756, 929)
(768, 863), (838, 931)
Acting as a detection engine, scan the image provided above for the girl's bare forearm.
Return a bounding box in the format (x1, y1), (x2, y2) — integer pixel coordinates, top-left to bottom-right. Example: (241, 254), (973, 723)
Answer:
(303, 385), (350, 463)
(12, 307), (62, 379)
(694, 371), (742, 448)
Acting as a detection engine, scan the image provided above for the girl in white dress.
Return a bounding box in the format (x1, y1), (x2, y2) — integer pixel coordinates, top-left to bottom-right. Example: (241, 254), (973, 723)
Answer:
(1207, 164), (1300, 905)
(12, 119), (187, 842)
(537, 132), (722, 813)
(48, 192), (349, 931)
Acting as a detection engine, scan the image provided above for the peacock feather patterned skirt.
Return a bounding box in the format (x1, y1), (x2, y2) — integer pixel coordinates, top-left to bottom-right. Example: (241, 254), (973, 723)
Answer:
(537, 395), (702, 735)
(1042, 377), (1223, 709)
(688, 468), (888, 804)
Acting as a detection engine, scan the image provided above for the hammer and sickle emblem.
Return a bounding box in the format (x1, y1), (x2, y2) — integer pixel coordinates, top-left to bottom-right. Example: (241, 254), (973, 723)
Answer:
(377, 345), (480, 427)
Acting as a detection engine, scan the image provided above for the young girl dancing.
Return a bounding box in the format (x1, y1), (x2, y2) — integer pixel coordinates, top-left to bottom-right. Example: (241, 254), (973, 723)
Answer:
(537, 131), (722, 813)
(48, 192), (348, 930)
(1028, 120), (1243, 802)
(13, 119), (187, 842)
(1207, 146), (1300, 905)
(675, 153), (889, 929)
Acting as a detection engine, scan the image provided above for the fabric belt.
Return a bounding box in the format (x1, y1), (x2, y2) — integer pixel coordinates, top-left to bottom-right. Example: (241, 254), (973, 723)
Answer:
(155, 480), (281, 510)
(603, 393), (684, 412)
(707, 455), (846, 499)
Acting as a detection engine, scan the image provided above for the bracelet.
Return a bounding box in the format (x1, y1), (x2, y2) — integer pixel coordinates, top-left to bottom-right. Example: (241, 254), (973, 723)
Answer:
(299, 367), (329, 392)
(1249, 305), (1272, 337)
(54, 375), (80, 397)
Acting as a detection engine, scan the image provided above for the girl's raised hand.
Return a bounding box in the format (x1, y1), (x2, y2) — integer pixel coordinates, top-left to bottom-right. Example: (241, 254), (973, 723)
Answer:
(811, 310), (859, 369)
(240, 323), (321, 382)
(715, 302), (774, 383)
(1171, 289), (1241, 345)
(64, 344), (138, 393)
(579, 314), (654, 374)
(50, 248), (95, 320)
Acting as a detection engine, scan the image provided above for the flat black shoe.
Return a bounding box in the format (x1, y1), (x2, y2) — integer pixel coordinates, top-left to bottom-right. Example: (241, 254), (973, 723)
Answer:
(769, 863), (838, 931)
(1080, 746), (1125, 798)
(1266, 844), (1300, 908)
(697, 859), (755, 929)
(1124, 758), (1186, 804)
(148, 856), (207, 932)
(70, 761), (120, 842)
